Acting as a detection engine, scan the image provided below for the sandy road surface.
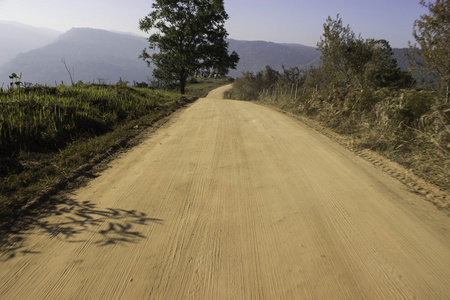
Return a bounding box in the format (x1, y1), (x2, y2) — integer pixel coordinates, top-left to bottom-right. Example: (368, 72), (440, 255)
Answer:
(1, 85), (450, 299)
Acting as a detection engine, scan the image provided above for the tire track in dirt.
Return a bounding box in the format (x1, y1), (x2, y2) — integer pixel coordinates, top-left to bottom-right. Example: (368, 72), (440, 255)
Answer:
(0, 85), (449, 299)
(275, 107), (449, 213)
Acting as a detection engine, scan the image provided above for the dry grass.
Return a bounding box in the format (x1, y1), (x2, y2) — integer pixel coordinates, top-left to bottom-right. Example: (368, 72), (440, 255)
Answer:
(226, 84), (450, 195)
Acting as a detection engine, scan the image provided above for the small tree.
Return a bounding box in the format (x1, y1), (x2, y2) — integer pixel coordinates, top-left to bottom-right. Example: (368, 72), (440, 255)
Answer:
(8, 73), (22, 99)
(139, 0), (239, 94)
(410, 0), (450, 102)
(318, 15), (413, 90)
(317, 15), (373, 88)
(9, 73), (22, 89)
(365, 39), (414, 89)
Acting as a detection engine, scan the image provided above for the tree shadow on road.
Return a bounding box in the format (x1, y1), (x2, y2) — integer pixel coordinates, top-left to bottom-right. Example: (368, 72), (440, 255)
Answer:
(0, 195), (163, 261)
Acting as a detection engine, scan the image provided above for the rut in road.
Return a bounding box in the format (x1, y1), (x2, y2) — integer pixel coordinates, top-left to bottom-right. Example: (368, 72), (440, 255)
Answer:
(1, 85), (450, 299)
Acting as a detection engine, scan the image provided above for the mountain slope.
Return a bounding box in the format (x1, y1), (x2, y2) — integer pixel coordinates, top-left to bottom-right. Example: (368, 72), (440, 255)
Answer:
(227, 39), (320, 77)
(0, 28), (152, 85)
(0, 21), (61, 66)
(392, 48), (411, 71)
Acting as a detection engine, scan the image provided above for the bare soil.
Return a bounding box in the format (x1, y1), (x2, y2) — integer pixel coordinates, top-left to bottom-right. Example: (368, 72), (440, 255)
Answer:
(1, 85), (449, 299)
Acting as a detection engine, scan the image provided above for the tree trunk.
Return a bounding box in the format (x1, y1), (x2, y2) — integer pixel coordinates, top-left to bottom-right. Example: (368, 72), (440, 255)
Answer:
(180, 68), (186, 94)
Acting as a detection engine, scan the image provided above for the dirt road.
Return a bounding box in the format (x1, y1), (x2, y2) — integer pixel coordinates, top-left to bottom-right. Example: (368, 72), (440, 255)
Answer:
(1, 85), (450, 299)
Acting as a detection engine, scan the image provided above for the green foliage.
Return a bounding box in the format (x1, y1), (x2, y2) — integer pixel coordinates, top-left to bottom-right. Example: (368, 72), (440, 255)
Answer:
(317, 15), (414, 90)
(410, 0), (450, 102)
(317, 15), (365, 87)
(8, 73), (22, 89)
(230, 66), (281, 100)
(139, 0), (239, 94)
(364, 40), (415, 89)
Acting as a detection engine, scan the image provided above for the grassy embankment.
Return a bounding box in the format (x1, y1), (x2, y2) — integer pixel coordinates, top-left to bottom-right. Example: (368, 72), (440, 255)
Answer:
(0, 77), (230, 222)
(225, 81), (450, 209)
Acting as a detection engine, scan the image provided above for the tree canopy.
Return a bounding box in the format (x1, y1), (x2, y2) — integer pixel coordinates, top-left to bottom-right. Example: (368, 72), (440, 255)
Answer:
(317, 15), (413, 90)
(139, 0), (239, 94)
(410, 0), (450, 102)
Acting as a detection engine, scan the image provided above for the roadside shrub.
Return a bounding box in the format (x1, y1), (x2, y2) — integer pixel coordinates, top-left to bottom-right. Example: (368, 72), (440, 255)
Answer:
(231, 74), (261, 100)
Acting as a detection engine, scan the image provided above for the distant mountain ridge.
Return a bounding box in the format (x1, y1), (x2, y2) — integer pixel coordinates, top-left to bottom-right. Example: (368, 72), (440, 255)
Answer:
(0, 27), (321, 85)
(227, 39), (320, 77)
(1, 27), (152, 85)
(0, 23), (411, 86)
(0, 21), (61, 66)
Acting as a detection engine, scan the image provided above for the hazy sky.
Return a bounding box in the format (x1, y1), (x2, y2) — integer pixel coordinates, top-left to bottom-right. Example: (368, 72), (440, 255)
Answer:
(0, 0), (427, 48)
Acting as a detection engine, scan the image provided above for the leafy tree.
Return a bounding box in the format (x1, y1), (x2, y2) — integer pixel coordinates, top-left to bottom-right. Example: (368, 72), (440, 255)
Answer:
(259, 65), (280, 88)
(8, 73), (22, 89)
(364, 39), (414, 89)
(139, 0), (239, 94)
(281, 66), (305, 86)
(410, 0), (450, 102)
(318, 15), (413, 89)
(317, 15), (372, 88)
